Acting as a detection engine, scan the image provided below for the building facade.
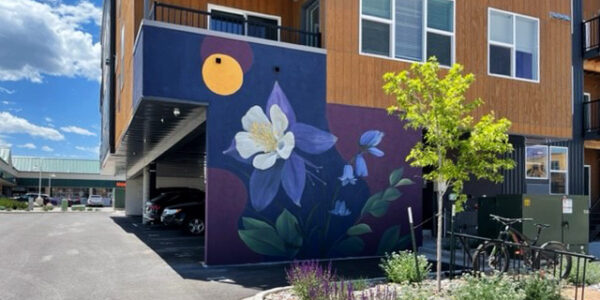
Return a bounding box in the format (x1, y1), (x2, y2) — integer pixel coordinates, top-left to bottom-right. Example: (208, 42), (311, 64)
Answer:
(100, 0), (586, 265)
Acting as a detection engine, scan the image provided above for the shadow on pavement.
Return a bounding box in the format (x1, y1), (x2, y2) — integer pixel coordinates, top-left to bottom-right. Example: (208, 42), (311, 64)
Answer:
(110, 215), (385, 290)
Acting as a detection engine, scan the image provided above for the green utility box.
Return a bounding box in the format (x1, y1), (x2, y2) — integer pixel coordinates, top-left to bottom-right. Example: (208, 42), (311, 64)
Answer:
(478, 194), (589, 252)
(114, 188), (125, 209)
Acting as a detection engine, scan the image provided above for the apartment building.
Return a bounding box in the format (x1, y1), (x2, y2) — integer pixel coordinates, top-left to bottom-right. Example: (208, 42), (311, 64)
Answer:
(100, 0), (583, 265)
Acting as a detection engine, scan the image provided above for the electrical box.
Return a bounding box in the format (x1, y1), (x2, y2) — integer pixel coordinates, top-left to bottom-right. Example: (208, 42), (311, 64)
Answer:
(477, 194), (589, 251)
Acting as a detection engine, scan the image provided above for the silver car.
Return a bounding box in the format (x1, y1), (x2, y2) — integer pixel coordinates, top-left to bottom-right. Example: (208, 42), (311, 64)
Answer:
(87, 195), (104, 207)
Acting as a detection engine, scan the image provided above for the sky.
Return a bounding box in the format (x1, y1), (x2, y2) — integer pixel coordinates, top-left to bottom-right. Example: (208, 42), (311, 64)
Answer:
(0, 0), (103, 159)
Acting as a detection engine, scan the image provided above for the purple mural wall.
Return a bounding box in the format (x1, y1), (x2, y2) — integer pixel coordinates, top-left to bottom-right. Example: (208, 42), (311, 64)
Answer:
(135, 25), (422, 265)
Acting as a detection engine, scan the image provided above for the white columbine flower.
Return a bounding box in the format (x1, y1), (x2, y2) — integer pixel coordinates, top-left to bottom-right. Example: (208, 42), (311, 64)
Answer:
(235, 105), (295, 170)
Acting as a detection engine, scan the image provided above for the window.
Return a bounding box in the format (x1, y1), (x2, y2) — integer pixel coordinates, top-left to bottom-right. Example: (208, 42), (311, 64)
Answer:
(488, 8), (539, 81)
(550, 147), (568, 194)
(208, 5), (280, 41)
(525, 145), (548, 179)
(360, 0), (454, 66)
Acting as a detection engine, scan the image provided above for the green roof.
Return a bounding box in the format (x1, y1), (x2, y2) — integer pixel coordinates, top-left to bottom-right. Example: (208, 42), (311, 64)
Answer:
(12, 156), (100, 174)
(0, 148), (11, 164)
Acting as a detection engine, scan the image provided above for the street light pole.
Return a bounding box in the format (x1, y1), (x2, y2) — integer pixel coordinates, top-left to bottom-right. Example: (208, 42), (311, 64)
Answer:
(48, 174), (56, 197)
(37, 161), (42, 198)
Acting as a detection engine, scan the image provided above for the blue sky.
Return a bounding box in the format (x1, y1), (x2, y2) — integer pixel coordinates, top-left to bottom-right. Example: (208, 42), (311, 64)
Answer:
(0, 0), (103, 159)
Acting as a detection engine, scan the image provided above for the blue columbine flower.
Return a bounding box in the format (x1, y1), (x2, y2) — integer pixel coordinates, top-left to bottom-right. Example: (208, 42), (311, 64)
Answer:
(352, 130), (385, 177)
(329, 201), (351, 216)
(224, 82), (338, 211)
(338, 164), (356, 186)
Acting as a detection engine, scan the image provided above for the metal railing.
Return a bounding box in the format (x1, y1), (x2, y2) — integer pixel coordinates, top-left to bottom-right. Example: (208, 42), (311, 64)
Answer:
(149, 1), (322, 48)
(584, 98), (600, 132)
(447, 231), (596, 300)
(584, 16), (600, 54)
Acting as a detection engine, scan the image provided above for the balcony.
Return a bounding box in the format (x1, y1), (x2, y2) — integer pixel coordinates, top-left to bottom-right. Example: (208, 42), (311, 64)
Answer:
(584, 98), (600, 137)
(149, 2), (322, 48)
(584, 16), (600, 59)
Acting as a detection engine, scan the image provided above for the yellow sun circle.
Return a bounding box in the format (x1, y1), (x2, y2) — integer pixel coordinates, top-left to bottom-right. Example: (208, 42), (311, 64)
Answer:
(202, 53), (244, 96)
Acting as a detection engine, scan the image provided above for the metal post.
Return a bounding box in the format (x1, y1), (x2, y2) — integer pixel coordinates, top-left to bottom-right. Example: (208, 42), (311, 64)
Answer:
(37, 162), (42, 198)
(408, 207), (421, 281)
(449, 204), (456, 279)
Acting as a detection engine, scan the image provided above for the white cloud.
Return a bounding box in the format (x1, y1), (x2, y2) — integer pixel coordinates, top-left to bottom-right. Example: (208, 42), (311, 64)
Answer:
(18, 143), (36, 149)
(44, 117), (53, 123)
(60, 125), (96, 136)
(75, 145), (99, 154)
(0, 0), (101, 82)
(0, 137), (12, 148)
(2, 100), (14, 105)
(0, 111), (64, 140)
(41, 145), (54, 152)
(0, 87), (15, 94)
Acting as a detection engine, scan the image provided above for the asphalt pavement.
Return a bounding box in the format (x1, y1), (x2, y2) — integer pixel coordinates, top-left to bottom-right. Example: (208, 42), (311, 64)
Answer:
(0, 211), (383, 300)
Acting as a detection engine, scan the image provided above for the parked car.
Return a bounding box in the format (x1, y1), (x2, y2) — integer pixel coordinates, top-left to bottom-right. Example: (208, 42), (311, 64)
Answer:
(14, 193), (51, 205)
(87, 195), (104, 207)
(143, 188), (204, 224)
(160, 201), (205, 235)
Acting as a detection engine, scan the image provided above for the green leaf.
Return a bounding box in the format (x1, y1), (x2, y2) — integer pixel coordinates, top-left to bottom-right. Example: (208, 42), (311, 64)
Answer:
(389, 167), (404, 186)
(336, 237), (365, 256)
(346, 223), (372, 236)
(275, 209), (303, 248)
(242, 217), (272, 230)
(361, 191), (391, 218)
(382, 187), (402, 202)
(238, 229), (287, 257)
(395, 178), (415, 187)
(361, 191), (382, 216)
(377, 225), (401, 255)
(396, 234), (411, 249)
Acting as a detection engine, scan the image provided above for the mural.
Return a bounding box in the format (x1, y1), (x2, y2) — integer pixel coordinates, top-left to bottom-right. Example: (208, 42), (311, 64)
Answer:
(220, 83), (418, 260)
(136, 25), (422, 264)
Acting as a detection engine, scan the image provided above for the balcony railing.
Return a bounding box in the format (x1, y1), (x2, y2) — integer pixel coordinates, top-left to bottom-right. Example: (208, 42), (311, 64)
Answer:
(149, 2), (322, 48)
(584, 98), (600, 133)
(584, 16), (600, 58)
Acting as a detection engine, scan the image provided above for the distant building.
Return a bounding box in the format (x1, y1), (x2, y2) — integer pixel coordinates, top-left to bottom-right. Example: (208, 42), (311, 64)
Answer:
(0, 147), (125, 206)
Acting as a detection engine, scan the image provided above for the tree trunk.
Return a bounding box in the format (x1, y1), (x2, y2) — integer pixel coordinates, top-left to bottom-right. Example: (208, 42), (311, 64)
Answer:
(436, 182), (446, 292)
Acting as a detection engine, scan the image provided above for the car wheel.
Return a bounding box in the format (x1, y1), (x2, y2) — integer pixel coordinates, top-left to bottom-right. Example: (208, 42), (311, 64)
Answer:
(187, 218), (205, 235)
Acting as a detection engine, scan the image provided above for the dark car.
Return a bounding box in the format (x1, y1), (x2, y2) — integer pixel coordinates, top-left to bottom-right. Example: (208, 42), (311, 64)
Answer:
(160, 201), (205, 235)
(143, 188), (204, 224)
(14, 193), (51, 205)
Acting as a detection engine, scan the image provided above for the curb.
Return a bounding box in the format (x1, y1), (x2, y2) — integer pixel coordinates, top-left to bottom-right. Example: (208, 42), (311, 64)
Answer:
(242, 286), (292, 300)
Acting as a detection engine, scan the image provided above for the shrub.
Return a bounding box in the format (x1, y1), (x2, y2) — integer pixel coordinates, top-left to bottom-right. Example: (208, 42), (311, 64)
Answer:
(0, 197), (28, 210)
(519, 273), (562, 300)
(359, 285), (398, 300)
(71, 204), (86, 211)
(0, 206), (5, 210)
(453, 274), (523, 300)
(286, 260), (336, 300)
(43, 203), (55, 211)
(568, 261), (600, 286)
(396, 285), (434, 300)
(380, 251), (430, 284)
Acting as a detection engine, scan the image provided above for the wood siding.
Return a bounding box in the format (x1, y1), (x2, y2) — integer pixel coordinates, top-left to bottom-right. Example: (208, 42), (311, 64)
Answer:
(325, 0), (573, 139)
(114, 0), (308, 149)
(584, 0), (600, 20)
(585, 72), (600, 99)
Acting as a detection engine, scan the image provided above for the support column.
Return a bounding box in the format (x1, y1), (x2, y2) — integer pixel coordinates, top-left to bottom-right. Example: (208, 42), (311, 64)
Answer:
(125, 175), (143, 216)
(149, 162), (157, 199)
(142, 166), (150, 207)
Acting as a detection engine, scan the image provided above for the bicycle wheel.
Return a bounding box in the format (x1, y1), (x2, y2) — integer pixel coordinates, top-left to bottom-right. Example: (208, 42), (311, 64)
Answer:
(472, 241), (509, 275)
(535, 242), (572, 279)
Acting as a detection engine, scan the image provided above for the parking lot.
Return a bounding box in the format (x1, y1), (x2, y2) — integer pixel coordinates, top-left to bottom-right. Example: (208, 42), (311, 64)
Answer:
(0, 212), (383, 300)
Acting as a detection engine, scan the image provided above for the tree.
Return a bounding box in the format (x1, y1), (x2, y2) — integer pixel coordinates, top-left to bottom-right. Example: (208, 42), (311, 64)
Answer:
(383, 58), (515, 291)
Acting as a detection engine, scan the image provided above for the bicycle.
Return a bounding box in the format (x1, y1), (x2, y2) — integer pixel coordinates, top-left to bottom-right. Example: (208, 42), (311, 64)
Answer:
(472, 214), (572, 278)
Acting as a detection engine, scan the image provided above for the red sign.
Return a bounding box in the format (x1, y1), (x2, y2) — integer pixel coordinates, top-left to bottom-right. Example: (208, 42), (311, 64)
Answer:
(116, 182), (126, 187)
